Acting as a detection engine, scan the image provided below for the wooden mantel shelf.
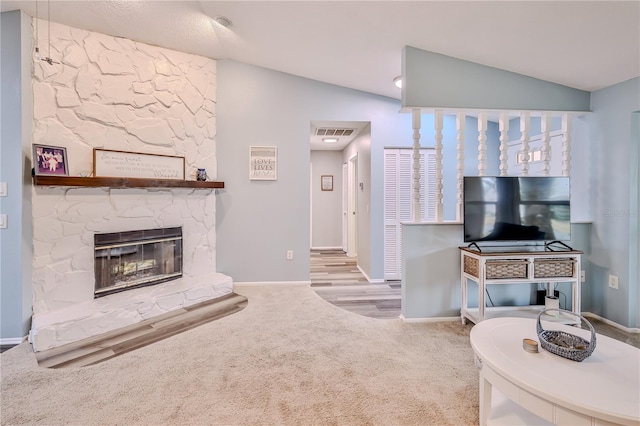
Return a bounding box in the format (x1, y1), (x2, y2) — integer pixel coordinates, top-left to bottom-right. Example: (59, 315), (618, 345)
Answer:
(33, 175), (224, 189)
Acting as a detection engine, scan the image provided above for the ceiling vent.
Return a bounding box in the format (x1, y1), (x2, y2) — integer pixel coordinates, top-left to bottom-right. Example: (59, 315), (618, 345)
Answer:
(315, 128), (355, 137)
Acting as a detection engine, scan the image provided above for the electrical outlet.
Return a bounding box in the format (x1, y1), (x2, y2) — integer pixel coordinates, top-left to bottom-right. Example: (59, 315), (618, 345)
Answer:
(0, 214), (6, 229)
(580, 270), (585, 282)
(608, 274), (619, 289)
(0, 182), (7, 197)
(287, 250), (293, 260)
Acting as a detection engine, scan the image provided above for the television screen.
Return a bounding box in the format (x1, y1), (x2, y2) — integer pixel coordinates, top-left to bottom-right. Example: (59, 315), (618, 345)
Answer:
(463, 176), (571, 243)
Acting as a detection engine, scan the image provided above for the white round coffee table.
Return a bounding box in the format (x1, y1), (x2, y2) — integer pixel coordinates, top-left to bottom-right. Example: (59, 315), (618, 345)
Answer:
(470, 317), (640, 426)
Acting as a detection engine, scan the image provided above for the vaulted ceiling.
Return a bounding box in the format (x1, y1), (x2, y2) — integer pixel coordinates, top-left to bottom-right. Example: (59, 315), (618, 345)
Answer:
(2, 1), (639, 102)
(2, 1), (638, 151)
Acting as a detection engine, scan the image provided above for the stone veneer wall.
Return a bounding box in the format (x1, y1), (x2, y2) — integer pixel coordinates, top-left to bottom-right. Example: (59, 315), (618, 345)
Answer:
(29, 19), (230, 351)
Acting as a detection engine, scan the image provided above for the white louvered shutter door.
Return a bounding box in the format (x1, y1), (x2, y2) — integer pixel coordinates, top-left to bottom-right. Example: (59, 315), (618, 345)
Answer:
(384, 148), (434, 280)
(384, 150), (399, 280)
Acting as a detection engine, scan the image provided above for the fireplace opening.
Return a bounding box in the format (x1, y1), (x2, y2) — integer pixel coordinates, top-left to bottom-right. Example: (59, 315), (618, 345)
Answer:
(94, 227), (183, 298)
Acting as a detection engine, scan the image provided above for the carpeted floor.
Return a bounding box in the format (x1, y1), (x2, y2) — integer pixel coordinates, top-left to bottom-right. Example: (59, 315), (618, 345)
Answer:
(1, 285), (478, 425)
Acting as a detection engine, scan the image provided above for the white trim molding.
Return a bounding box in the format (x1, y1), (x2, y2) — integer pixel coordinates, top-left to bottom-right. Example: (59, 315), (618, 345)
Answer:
(399, 315), (460, 323)
(0, 337), (25, 345)
(357, 265), (385, 284)
(233, 281), (311, 287)
(582, 312), (640, 334)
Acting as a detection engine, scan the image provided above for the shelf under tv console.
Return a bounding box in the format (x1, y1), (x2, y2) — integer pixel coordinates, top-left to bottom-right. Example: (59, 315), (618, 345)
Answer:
(459, 246), (583, 325)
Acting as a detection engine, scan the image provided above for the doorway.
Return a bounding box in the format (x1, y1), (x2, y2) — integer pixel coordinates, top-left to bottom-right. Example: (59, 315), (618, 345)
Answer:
(347, 154), (358, 257)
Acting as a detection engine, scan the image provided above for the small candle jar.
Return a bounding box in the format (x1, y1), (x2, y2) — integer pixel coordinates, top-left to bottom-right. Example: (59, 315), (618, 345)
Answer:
(196, 168), (207, 181)
(523, 338), (539, 353)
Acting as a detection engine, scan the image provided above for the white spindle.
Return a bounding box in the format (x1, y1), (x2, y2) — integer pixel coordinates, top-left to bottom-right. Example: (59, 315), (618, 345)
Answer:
(456, 112), (465, 222)
(412, 109), (421, 222)
(477, 112), (487, 176)
(499, 112), (510, 176)
(435, 110), (444, 222)
(562, 114), (572, 177)
(520, 112), (531, 176)
(541, 113), (551, 176)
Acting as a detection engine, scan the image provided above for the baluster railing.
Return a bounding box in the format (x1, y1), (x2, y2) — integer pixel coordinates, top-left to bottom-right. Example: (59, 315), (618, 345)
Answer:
(499, 112), (509, 176)
(434, 110), (444, 222)
(562, 114), (572, 177)
(412, 109), (421, 222)
(477, 112), (487, 176)
(520, 112), (531, 176)
(541, 113), (551, 176)
(456, 112), (465, 221)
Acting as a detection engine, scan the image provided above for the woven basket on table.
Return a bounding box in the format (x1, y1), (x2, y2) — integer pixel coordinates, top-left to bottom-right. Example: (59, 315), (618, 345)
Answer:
(536, 309), (596, 362)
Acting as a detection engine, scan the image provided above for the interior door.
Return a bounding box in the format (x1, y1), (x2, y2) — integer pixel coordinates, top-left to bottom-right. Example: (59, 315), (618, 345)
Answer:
(342, 162), (348, 252)
(347, 154), (358, 257)
(384, 148), (434, 280)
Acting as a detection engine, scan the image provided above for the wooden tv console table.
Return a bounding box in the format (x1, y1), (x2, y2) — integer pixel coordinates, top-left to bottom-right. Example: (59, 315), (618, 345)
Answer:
(460, 246), (582, 324)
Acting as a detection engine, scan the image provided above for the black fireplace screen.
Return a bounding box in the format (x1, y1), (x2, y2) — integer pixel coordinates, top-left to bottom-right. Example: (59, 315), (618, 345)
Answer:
(94, 227), (182, 298)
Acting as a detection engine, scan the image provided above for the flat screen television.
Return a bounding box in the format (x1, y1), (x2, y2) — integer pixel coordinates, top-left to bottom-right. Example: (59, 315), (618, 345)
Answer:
(463, 176), (571, 243)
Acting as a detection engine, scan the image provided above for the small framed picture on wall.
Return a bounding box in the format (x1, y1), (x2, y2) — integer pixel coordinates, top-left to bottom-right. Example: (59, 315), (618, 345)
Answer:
(321, 175), (333, 191)
(32, 144), (69, 176)
(249, 146), (277, 180)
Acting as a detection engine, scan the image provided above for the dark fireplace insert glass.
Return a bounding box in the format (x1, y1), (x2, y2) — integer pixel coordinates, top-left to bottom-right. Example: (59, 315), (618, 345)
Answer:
(94, 227), (182, 298)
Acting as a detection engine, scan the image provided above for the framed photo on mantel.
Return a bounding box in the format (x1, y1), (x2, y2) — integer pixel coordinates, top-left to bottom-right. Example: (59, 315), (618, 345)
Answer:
(33, 144), (69, 176)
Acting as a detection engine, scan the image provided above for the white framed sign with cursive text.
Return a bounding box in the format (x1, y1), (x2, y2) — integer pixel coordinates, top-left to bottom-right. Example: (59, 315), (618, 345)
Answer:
(249, 146), (277, 180)
(93, 149), (185, 180)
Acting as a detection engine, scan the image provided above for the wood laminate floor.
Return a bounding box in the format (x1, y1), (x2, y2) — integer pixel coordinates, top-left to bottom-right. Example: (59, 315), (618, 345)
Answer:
(309, 249), (640, 349)
(34, 293), (248, 368)
(311, 249), (401, 319)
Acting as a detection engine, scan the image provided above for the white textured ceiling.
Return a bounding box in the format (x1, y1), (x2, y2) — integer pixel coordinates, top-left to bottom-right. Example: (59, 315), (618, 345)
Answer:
(2, 1), (639, 150)
(2, 0), (639, 100)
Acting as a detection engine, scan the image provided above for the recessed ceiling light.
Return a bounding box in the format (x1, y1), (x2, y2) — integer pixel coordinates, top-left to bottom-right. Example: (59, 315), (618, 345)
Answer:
(213, 16), (232, 28)
(393, 76), (402, 89)
(323, 137), (338, 143)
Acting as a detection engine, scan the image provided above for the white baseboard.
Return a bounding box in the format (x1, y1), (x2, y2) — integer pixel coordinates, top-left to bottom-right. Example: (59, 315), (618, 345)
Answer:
(234, 281), (311, 287)
(582, 312), (640, 334)
(310, 246), (344, 251)
(399, 315), (461, 323)
(357, 266), (385, 284)
(1, 337), (25, 345)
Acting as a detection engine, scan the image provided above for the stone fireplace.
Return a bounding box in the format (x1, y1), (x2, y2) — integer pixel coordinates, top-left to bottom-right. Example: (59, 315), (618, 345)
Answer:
(28, 19), (233, 352)
(94, 227), (183, 298)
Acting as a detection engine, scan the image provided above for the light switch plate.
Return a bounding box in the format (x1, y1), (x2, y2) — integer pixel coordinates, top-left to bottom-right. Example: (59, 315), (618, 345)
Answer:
(0, 182), (7, 197)
(0, 214), (7, 229)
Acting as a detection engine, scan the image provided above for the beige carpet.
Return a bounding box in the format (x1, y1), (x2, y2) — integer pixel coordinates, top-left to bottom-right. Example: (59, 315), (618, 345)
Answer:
(1, 285), (478, 425)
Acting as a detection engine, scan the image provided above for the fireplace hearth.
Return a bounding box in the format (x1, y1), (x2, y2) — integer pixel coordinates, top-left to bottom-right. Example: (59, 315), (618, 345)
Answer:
(94, 227), (183, 298)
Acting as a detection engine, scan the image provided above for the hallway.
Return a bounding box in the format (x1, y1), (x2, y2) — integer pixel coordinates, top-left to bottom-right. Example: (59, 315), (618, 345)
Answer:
(310, 249), (401, 319)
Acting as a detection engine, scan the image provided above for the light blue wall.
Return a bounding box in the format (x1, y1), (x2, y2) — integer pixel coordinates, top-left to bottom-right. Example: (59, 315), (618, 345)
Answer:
(401, 223), (592, 319)
(587, 77), (640, 328)
(216, 61), (497, 283)
(402, 46), (591, 112)
(1, 10), (33, 340)
(216, 60), (414, 282)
